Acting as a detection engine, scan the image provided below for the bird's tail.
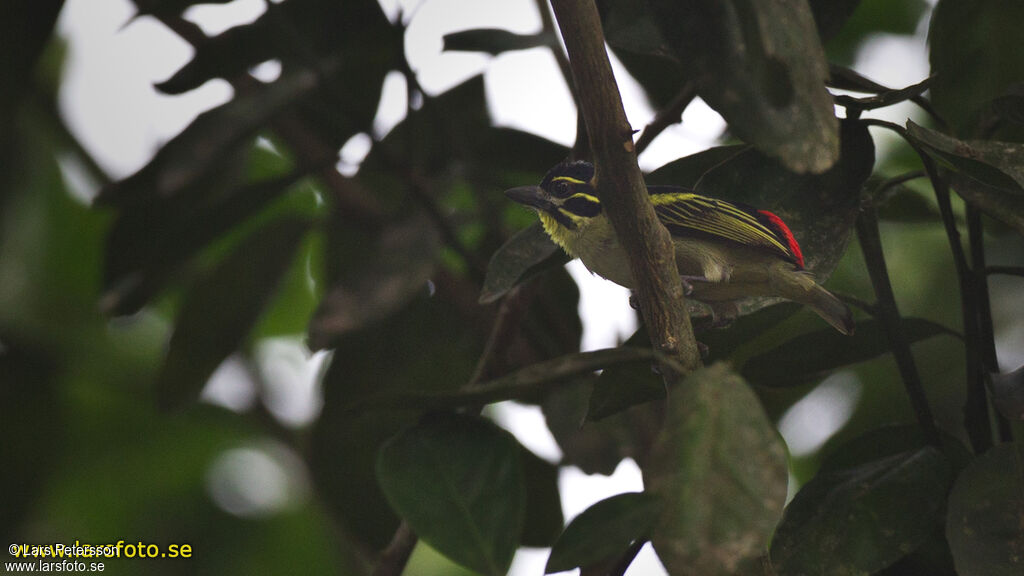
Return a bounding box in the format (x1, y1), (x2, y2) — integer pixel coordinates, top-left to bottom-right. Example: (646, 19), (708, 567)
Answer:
(806, 284), (855, 335)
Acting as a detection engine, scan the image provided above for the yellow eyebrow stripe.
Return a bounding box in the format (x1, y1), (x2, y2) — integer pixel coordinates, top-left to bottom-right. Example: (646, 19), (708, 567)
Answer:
(551, 176), (587, 185)
(567, 192), (599, 203)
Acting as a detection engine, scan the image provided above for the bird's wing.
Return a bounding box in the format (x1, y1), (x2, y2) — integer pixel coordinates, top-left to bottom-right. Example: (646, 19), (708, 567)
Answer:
(648, 187), (804, 268)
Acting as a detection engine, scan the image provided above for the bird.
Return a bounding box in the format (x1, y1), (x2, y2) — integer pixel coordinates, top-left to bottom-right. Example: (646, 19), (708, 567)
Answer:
(504, 160), (854, 335)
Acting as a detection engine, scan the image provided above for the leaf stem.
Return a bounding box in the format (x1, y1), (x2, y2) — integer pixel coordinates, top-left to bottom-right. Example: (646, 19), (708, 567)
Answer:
(967, 206), (1013, 442)
(635, 82), (697, 155)
(855, 205), (940, 446)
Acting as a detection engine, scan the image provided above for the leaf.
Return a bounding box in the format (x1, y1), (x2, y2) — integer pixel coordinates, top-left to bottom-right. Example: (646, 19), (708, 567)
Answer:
(308, 216), (439, 349)
(0, 334), (59, 538)
(905, 121), (1024, 236)
(645, 145), (746, 187)
(97, 68), (320, 207)
(819, 424), (973, 476)
(545, 492), (662, 574)
(443, 29), (553, 55)
(742, 317), (956, 388)
(155, 217), (309, 410)
(808, 0), (863, 43)
(377, 413), (524, 576)
(988, 364), (1024, 421)
(309, 290), (484, 550)
(479, 222), (568, 304)
(821, 0), (927, 64)
(647, 0), (839, 173)
(131, 0), (234, 17)
(770, 447), (953, 575)
(520, 447), (564, 548)
(643, 363), (788, 576)
(946, 441), (1024, 576)
(929, 0), (1024, 135)
(102, 169), (308, 315)
(586, 328), (664, 421)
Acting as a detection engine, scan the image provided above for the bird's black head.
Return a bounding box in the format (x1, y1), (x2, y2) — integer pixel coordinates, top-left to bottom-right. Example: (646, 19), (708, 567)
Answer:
(505, 161), (602, 230)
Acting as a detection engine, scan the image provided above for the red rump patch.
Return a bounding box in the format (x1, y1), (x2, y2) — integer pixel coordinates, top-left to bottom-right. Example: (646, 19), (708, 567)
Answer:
(758, 210), (805, 269)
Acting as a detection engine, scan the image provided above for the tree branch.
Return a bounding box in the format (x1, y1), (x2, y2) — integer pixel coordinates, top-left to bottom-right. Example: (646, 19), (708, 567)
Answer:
(635, 82), (697, 155)
(548, 0), (701, 377)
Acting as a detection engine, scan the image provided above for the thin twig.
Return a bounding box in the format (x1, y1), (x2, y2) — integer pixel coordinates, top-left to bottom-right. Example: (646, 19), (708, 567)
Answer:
(635, 82), (697, 155)
(856, 205), (940, 446)
(967, 207), (1013, 442)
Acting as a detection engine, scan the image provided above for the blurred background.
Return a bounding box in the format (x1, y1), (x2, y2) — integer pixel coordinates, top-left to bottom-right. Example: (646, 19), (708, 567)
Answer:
(2, 0), (1022, 574)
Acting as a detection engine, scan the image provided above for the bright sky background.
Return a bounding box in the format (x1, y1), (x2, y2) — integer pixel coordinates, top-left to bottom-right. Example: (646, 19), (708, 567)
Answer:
(55, 1), (940, 574)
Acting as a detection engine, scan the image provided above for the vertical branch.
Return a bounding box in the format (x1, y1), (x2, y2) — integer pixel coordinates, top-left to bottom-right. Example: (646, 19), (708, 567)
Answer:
(548, 0), (702, 377)
(856, 206), (940, 446)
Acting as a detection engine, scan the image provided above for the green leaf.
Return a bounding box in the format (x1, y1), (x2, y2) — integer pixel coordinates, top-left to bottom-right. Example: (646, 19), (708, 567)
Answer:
(0, 334), (59, 538)
(155, 217), (309, 410)
(520, 447), (564, 548)
(479, 221), (568, 304)
(822, 0), (928, 64)
(905, 121), (1024, 236)
(308, 216), (439, 349)
(647, 0), (839, 173)
(770, 447), (953, 575)
(97, 69), (320, 207)
(820, 424), (973, 476)
(929, 0), (1024, 135)
(643, 363), (788, 575)
(309, 291), (484, 550)
(742, 317), (956, 388)
(443, 29), (553, 55)
(988, 364), (1024, 421)
(545, 492), (662, 574)
(946, 441), (1024, 576)
(585, 328), (664, 421)
(377, 413), (524, 576)
(102, 169), (308, 315)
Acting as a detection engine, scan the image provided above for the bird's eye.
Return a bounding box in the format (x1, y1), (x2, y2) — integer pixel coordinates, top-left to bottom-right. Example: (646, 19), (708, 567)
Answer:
(553, 180), (570, 196)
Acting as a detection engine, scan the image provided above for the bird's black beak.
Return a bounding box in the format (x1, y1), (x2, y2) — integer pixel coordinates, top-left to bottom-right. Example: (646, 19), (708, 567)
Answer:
(504, 185), (548, 210)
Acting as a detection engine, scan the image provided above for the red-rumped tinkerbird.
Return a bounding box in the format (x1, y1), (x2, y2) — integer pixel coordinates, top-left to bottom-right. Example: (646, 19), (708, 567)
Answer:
(505, 161), (854, 334)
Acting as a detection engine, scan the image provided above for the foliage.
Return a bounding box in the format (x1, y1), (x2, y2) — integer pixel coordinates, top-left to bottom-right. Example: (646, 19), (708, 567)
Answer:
(2, 0), (1023, 575)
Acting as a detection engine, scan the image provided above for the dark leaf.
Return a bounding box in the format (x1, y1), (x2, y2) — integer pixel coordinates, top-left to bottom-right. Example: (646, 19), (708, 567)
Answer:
(520, 447), (564, 548)
(155, 217), (310, 410)
(742, 317), (956, 388)
(586, 328), (663, 421)
(946, 442), (1024, 576)
(700, 302), (802, 363)
(988, 364), (1024, 421)
(309, 291), (483, 550)
(647, 0), (839, 173)
(308, 216), (439, 349)
(808, 0), (863, 43)
(929, 0), (1024, 135)
(545, 492), (662, 574)
(905, 121), (1024, 235)
(542, 376), (643, 476)
(645, 145), (746, 187)
(377, 413), (524, 576)
(819, 424), (974, 478)
(130, 0), (233, 17)
(98, 68), (321, 206)
(479, 222), (568, 304)
(0, 335), (60, 541)
(102, 169), (307, 315)
(644, 363), (787, 575)
(770, 447), (953, 575)
(443, 29), (553, 55)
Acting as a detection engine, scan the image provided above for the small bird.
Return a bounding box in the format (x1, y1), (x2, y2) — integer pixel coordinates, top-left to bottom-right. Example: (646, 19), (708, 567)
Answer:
(505, 161), (854, 334)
